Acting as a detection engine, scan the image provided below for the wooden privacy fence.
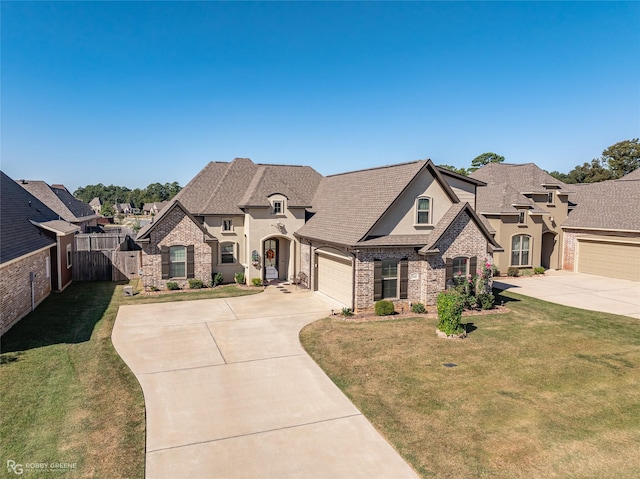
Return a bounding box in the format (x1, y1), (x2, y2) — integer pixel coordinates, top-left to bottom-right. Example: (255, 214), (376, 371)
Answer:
(72, 250), (141, 282)
(75, 233), (129, 252)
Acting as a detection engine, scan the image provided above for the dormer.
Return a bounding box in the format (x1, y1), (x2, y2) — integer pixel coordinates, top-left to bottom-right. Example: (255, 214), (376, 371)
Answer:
(268, 194), (287, 216)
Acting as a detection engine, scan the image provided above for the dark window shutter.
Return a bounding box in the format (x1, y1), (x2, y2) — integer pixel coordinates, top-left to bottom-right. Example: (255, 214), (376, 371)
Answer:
(399, 259), (408, 299)
(445, 258), (453, 283)
(469, 257), (477, 277)
(187, 245), (195, 278)
(374, 259), (382, 301)
(161, 246), (170, 279)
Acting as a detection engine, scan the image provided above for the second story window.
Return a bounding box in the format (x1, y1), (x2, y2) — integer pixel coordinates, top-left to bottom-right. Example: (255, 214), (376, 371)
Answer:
(547, 192), (554, 204)
(222, 219), (233, 232)
(518, 210), (526, 224)
(416, 197), (431, 224)
(273, 200), (283, 215)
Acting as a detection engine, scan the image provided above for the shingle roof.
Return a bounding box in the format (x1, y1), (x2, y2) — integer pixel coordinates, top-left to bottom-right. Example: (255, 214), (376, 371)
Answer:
(561, 177), (640, 231)
(1, 171), (58, 263)
(619, 168), (640, 181)
(173, 158), (322, 215)
(470, 163), (569, 214)
(16, 180), (97, 223)
(296, 160), (462, 246)
(34, 220), (81, 235)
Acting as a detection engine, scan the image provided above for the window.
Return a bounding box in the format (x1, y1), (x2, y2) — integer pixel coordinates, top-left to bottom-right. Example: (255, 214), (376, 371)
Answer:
(511, 235), (531, 266)
(416, 197), (431, 224)
(453, 257), (468, 277)
(518, 210), (526, 224)
(273, 200), (283, 215)
(381, 258), (398, 299)
(220, 242), (235, 264)
(222, 219), (233, 232)
(547, 192), (554, 204)
(66, 244), (72, 269)
(169, 245), (186, 277)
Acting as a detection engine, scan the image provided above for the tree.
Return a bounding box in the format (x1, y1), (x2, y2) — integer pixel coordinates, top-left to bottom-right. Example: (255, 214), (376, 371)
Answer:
(438, 164), (468, 176)
(564, 159), (614, 184)
(602, 138), (640, 178)
(469, 152), (505, 172)
(101, 203), (115, 217)
(547, 171), (571, 182)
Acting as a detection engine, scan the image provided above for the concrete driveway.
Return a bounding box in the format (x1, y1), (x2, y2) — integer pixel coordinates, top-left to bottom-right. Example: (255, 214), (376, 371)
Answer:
(112, 286), (419, 479)
(494, 270), (640, 319)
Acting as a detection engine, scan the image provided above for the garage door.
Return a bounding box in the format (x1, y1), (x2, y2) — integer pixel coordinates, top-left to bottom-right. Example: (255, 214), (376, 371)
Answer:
(577, 239), (640, 281)
(316, 250), (353, 306)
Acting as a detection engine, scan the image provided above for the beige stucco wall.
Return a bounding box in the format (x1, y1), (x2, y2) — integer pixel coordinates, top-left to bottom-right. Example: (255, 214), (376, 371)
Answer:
(369, 171), (454, 236)
(0, 247), (52, 335)
(204, 215), (245, 283)
(443, 176), (477, 208)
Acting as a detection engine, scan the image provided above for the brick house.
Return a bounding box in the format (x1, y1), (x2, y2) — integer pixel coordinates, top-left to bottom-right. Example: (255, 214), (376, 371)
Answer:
(136, 158), (501, 310)
(1, 171), (79, 335)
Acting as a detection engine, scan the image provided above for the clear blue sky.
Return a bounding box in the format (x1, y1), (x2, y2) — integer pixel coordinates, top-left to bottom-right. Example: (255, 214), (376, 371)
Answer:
(2, 1), (639, 193)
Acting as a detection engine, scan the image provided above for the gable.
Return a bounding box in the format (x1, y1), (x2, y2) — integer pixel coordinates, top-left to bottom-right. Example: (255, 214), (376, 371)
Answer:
(367, 167), (455, 237)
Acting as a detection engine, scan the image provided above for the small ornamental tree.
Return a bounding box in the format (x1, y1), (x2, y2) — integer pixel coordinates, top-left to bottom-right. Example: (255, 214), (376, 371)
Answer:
(437, 290), (465, 335)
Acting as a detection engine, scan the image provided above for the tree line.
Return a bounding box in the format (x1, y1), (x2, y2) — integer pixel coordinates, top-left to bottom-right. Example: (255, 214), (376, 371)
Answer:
(74, 182), (182, 212)
(438, 138), (639, 183)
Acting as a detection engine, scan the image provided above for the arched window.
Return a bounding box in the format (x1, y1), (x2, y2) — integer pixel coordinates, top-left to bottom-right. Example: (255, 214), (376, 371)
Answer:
(169, 245), (186, 277)
(511, 235), (531, 266)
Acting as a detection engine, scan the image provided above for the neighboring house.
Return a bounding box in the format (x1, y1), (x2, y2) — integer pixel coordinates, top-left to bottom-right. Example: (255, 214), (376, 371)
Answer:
(561, 170), (640, 281)
(136, 158), (502, 310)
(16, 180), (98, 233)
(469, 163), (572, 274)
(114, 203), (133, 215)
(1, 171), (79, 335)
(142, 201), (169, 215)
(89, 197), (102, 215)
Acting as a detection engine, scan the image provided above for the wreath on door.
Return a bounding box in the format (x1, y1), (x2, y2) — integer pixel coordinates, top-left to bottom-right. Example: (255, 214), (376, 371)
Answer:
(266, 249), (275, 260)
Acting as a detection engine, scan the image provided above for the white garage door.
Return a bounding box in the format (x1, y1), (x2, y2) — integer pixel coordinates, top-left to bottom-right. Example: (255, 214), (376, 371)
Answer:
(316, 250), (353, 306)
(577, 239), (640, 281)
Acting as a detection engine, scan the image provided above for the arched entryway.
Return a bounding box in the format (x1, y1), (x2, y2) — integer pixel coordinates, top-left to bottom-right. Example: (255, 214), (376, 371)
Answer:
(541, 231), (557, 270)
(263, 237), (291, 281)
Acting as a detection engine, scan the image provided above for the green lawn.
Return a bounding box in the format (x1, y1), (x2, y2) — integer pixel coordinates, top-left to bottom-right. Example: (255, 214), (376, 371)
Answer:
(1, 281), (260, 478)
(300, 290), (640, 479)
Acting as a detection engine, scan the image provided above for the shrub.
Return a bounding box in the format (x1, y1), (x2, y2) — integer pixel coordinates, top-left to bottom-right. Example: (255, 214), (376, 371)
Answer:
(210, 272), (224, 287)
(521, 268), (534, 277)
(477, 292), (495, 310)
(166, 281), (180, 290)
(374, 300), (395, 316)
(491, 265), (500, 277)
(411, 302), (427, 314)
(507, 267), (520, 277)
(341, 307), (354, 316)
(436, 291), (465, 335)
(234, 272), (245, 285)
(188, 279), (203, 289)
(251, 277), (263, 287)
(534, 266), (546, 275)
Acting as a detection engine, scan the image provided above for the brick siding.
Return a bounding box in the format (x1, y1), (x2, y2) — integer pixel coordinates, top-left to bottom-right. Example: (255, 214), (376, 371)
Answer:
(140, 207), (213, 290)
(1, 248), (52, 335)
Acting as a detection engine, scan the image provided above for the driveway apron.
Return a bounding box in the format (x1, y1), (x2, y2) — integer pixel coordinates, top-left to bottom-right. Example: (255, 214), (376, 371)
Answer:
(112, 286), (420, 479)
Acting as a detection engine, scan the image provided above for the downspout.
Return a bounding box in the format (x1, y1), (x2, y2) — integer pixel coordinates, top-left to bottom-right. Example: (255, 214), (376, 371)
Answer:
(57, 236), (62, 292)
(30, 272), (35, 311)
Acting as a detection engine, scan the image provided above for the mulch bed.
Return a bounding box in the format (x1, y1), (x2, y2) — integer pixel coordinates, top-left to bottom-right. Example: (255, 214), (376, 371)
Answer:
(334, 304), (511, 323)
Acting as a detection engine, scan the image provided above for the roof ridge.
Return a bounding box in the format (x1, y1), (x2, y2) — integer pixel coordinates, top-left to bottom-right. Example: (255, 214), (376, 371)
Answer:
(238, 166), (267, 206)
(326, 159), (427, 178)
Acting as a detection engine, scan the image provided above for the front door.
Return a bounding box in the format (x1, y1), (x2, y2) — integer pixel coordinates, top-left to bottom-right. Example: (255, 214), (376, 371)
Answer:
(264, 239), (279, 280)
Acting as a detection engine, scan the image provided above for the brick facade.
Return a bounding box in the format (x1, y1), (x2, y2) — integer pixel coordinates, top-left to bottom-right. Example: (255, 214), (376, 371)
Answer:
(562, 228), (640, 271)
(140, 207), (213, 290)
(1, 248), (52, 335)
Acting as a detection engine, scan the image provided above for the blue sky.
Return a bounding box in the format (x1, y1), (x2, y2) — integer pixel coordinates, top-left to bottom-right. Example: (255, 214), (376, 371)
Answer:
(2, 1), (639, 193)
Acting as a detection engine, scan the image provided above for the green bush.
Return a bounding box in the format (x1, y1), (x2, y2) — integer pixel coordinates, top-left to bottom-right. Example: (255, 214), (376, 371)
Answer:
(211, 272), (224, 287)
(521, 268), (534, 277)
(251, 277), (263, 287)
(188, 279), (203, 289)
(166, 281), (180, 290)
(411, 302), (427, 314)
(491, 265), (500, 277)
(534, 266), (546, 275)
(234, 272), (245, 285)
(477, 292), (495, 310)
(436, 291), (465, 335)
(507, 267), (520, 277)
(374, 300), (395, 316)
(341, 307), (354, 316)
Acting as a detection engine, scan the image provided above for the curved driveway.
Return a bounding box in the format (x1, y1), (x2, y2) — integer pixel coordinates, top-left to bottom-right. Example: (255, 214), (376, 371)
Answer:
(112, 286), (419, 479)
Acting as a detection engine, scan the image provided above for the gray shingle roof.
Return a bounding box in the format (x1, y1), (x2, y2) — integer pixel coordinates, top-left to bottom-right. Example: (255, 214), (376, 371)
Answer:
(470, 163), (569, 214)
(562, 177), (640, 231)
(35, 220), (81, 235)
(173, 158), (322, 215)
(620, 167), (640, 181)
(1, 171), (58, 263)
(16, 180), (97, 223)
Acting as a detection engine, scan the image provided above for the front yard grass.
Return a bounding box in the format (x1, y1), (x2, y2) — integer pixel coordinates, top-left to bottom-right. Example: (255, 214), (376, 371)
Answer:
(1, 281), (260, 478)
(300, 290), (640, 478)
